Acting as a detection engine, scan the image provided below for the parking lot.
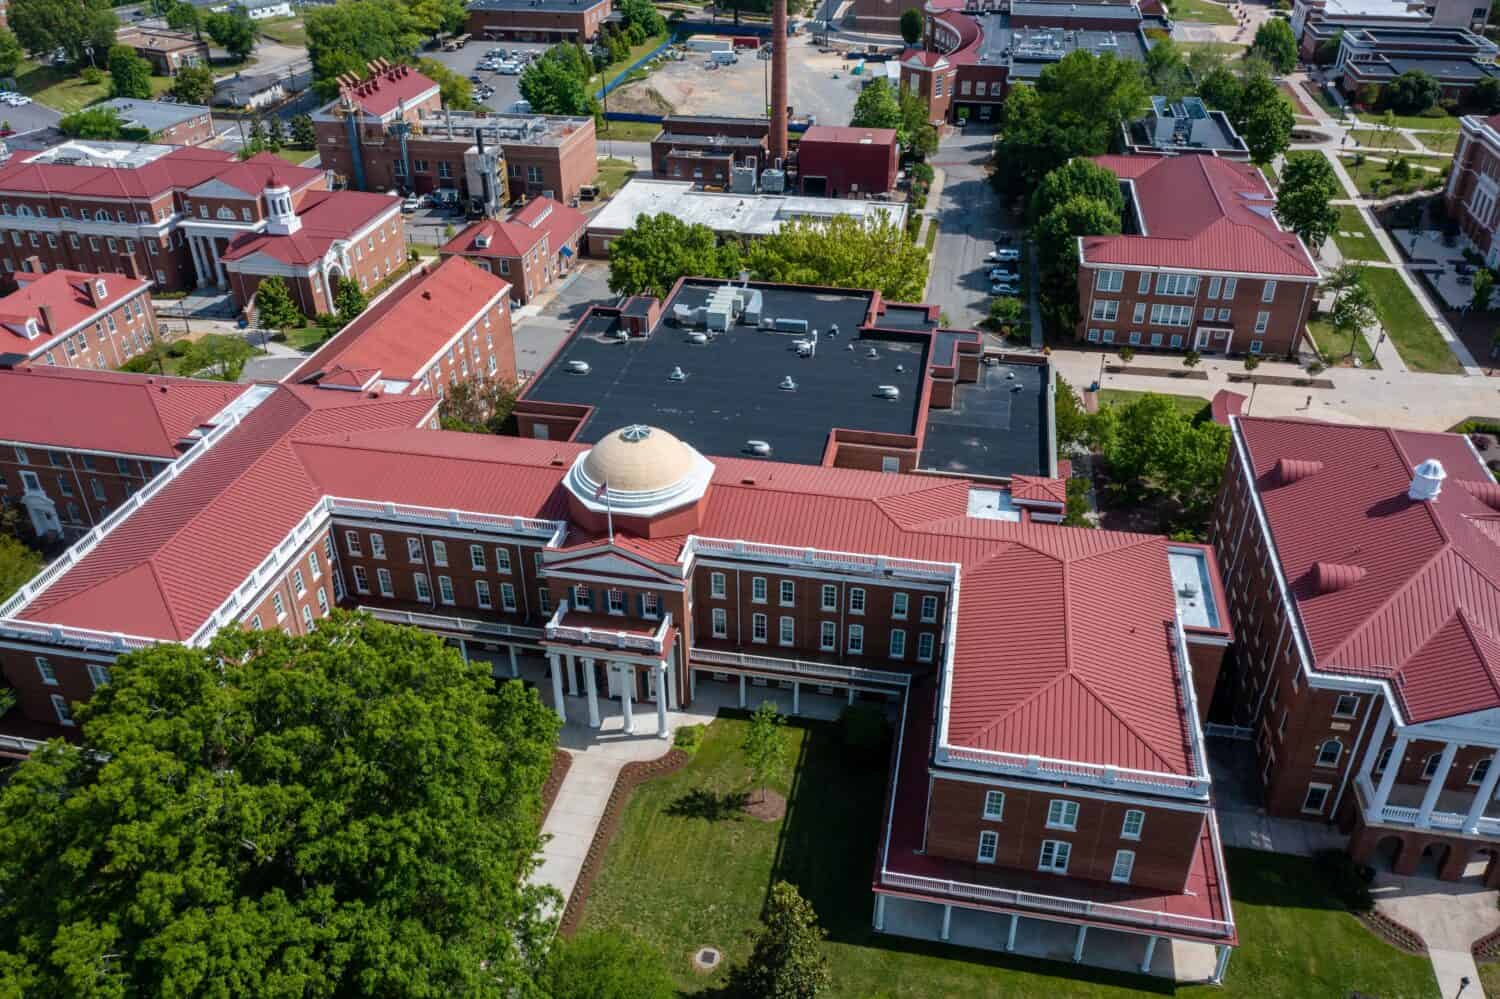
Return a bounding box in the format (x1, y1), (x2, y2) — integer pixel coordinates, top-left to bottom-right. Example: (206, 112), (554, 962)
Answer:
(422, 41), (553, 114)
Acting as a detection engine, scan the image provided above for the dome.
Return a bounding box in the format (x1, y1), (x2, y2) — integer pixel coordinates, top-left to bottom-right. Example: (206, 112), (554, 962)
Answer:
(582, 425), (696, 493)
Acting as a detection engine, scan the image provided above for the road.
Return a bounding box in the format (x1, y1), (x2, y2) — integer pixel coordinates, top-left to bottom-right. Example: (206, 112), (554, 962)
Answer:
(926, 125), (1009, 330)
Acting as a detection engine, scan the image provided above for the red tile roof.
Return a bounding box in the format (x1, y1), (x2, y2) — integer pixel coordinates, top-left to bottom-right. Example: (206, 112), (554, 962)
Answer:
(286, 257), (510, 389)
(0, 269), (150, 353)
(337, 64), (440, 118)
(440, 197), (588, 261)
(0, 366), (246, 458)
(1237, 416), (1500, 722)
(222, 189), (400, 266)
(1081, 155), (1318, 279)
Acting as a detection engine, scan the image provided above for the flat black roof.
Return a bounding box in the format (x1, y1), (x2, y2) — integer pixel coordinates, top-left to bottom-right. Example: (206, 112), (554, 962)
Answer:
(921, 358), (1050, 478)
(525, 280), (930, 465)
(468, 0), (608, 11)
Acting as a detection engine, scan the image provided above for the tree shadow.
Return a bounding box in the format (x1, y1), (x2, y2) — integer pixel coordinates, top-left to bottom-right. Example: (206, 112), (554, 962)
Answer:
(664, 787), (749, 822)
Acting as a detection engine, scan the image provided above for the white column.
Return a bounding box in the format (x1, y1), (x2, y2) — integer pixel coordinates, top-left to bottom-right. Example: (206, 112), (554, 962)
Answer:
(1371, 733), (1409, 817)
(1212, 944), (1231, 985)
(792, 680), (800, 716)
(1141, 935), (1158, 974)
(583, 657), (600, 729)
(666, 647), (679, 710)
(656, 661), (669, 739)
(548, 652), (565, 722)
(848, 686), (856, 705)
(1465, 751), (1500, 833)
(1358, 700), (1392, 787)
(457, 638), (467, 663)
(873, 894), (886, 931)
(1417, 741), (1459, 827)
(620, 663), (634, 733)
(738, 674), (747, 708)
(565, 653), (578, 695)
(507, 645), (518, 678)
(1006, 914), (1018, 951)
(1072, 924), (1088, 962)
(188, 235), (207, 285)
(689, 664), (696, 701)
(940, 904), (952, 941)
(209, 237), (227, 288)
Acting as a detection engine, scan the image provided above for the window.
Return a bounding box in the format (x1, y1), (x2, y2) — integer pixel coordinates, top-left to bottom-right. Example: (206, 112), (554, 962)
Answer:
(1261, 280), (1277, 302)
(711, 571), (726, 598)
(712, 607), (728, 638)
(1423, 753), (1444, 779)
(1095, 269), (1123, 292)
(1129, 330), (1142, 345)
(370, 534), (386, 559)
(821, 584), (837, 611)
(779, 616), (794, 645)
(892, 592), (909, 619)
(1250, 339), (1264, 354)
(1038, 839), (1071, 874)
(537, 588), (552, 614)
(1046, 799), (1079, 831)
(1149, 304), (1192, 327)
(1150, 333), (1163, 346)
(1222, 277), (1238, 299)
(1086, 329), (1100, 343)
(470, 544), (486, 571)
(920, 595), (938, 622)
(983, 790), (1005, 820)
(1090, 300), (1118, 322)
(431, 540), (448, 567)
(751, 577), (768, 603)
(1333, 694), (1359, 718)
(301, 604), (314, 629)
(344, 530), (363, 556)
(642, 592), (660, 618)
(849, 588), (866, 614)
(817, 620), (836, 651)
(1137, 271), (1151, 294)
(607, 589), (626, 614)
(495, 547), (511, 574)
(353, 565), (370, 594)
(1375, 745), (1393, 774)
(377, 568), (394, 597)
(35, 656), (57, 686)
(51, 694), (73, 727)
(407, 538), (423, 562)
(1315, 737), (1343, 768)
(501, 582), (517, 611)
(779, 580), (795, 605)
(1218, 308), (1231, 322)
(475, 579), (492, 608)
(272, 592), (286, 619)
(848, 624), (864, 654)
(1170, 334), (1184, 348)
(573, 585), (593, 611)
(1111, 850), (1136, 884)
(316, 587), (328, 615)
(1473, 758), (1492, 785)
(1254, 311), (1269, 334)
(917, 633), (935, 661)
(1132, 301), (1146, 324)
(1302, 783), (1331, 815)
(292, 568), (306, 595)
(414, 573), (432, 602)
(1206, 276), (1222, 298)
(752, 613), (768, 643)
(1121, 809), (1145, 840)
(889, 629), (906, 658)
(978, 830), (999, 863)
(1156, 273), (1199, 297)
(308, 551), (320, 579)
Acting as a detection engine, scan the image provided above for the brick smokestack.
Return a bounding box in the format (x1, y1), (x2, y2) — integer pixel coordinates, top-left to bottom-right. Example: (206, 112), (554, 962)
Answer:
(770, 0), (788, 165)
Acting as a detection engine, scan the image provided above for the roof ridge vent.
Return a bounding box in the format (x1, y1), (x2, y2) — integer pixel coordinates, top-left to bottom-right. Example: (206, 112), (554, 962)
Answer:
(1311, 560), (1366, 595)
(1409, 458), (1446, 501)
(1273, 457), (1323, 486)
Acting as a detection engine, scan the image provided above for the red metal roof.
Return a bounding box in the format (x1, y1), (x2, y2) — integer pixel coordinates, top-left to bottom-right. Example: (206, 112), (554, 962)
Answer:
(1009, 473), (1068, 505)
(440, 197), (588, 261)
(0, 269), (150, 351)
(0, 366), (246, 457)
(1238, 416), (1500, 722)
(222, 189), (399, 266)
(286, 257), (510, 388)
(0, 146), (317, 201)
(1210, 389), (1246, 426)
(1081, 155), (1318, 279)
(339, 64), (440, 118)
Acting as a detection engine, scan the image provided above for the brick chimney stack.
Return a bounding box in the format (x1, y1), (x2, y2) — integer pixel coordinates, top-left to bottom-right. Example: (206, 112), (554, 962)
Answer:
(770, 0), (788, 165)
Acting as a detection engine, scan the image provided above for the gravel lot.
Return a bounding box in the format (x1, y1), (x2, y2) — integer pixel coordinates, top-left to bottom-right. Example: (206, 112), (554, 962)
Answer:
(422, 41), (553, 114)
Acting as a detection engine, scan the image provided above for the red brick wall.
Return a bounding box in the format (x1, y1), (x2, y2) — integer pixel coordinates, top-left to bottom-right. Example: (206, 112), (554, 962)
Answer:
(796, 137), (898, 196)
(0, 445), (169, 533)
(9, 287), (160, 372)
(466, 0), (611, 41)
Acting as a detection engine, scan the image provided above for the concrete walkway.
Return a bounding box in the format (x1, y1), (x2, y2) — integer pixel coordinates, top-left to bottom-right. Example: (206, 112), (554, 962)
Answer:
(1372, 873), (1500, 999)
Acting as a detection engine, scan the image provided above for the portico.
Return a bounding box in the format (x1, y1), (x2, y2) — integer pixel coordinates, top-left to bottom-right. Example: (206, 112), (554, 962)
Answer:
(544, 602), (679, 738)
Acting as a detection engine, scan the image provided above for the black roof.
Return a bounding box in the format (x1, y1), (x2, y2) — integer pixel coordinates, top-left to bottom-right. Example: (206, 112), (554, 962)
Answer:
(920, 358), (1050, 479)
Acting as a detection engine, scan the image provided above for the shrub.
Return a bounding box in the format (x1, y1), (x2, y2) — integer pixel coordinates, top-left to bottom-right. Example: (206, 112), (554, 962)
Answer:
(167, 339), (192, 357)
(1118, 345), (1135, 363)
(1244, 353), (1262, 371)
(1314, 848), (1374, 912)
(839, 702), (892, 767)
(81, 67), (103, 86)
(673, 723), (704, 755)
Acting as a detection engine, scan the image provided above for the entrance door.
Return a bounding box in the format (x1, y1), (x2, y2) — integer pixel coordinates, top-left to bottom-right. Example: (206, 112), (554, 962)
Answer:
(645, 668), (659, 703)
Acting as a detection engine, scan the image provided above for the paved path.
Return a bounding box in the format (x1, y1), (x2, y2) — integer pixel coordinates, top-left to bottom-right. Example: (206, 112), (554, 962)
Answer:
(1372, 874), (1500, 999)
(926, 126), (1007, 329)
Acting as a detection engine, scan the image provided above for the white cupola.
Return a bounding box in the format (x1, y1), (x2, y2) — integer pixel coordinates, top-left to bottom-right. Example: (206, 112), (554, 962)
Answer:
(1408, 458), (1447, 502)
(263, 173), (301, 236)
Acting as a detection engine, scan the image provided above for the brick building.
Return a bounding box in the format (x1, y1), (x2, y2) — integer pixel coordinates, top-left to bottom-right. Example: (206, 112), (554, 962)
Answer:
(439, 196), (586, 305)
(0, 267), (157, 371)
(649, 115), (774, 187)
(312, 62), (598, 208)
(1210, 416), (1500, 884)
(286, 255), (516, 397)
(113, 27), (210, 76)
(0, 366), (247, 538)
(1292, 0), (1489, 60)
(1332, 26), (1500, 104)
(465, 0), (612, 41)
(0, 345), (1237, 978)
(1444, 112), (1500, 262)
(795, 125), (899, 197)
(97, 99), (217, 146)
(1075, 155), (1319, 357)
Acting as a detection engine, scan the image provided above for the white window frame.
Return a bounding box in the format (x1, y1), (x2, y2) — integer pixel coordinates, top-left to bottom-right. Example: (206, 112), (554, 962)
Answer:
(495, 547), (512, 574)
(370, 533), (386, 559)
(889, 629), (906, 658)
(1046, 799), (1079, 831)
(917, 633), (935, 661)
(344, 530), (363, 556)
(35, 656), (57, 686)
(751, 577), (768, 603)
(475, 579), (493, 609)
(710, 571), (727, 598)
(779, 616), (794, 646)
(779, 579), (795, 606)
(983, 790), (1005, 821)
(1302, 782), (1332, 814)
(51, 693), (74, 726)
(821, 584), (838, 611)
(414, 573), (432, 602)
(892, 592), (909, 619)
(1111, 849), (1136, 884)
(377, 568), (394, 597)
(431, 540), (448, 567)
(352, 565), (370, 594)
(1121, 809), (1145, 841)
(470, 544), (486, 571)
(1038, 839), (1071, 874)
(847, 624), (865, 654)
(501, 582), (517, 611)
(1315, 738), (1342, 768)
(977, 830), (999, 864)
(573, 585), (593, 611)
(820, 620), (837, 651)
(407, 537), (423, 562)
(712, 607), (728, 638)
(849, 588), (866, 614)
(752, 612), (768, 643)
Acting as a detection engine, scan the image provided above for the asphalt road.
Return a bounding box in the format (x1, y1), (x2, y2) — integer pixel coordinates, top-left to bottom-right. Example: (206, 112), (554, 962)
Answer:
(926, 125), (1013, 330)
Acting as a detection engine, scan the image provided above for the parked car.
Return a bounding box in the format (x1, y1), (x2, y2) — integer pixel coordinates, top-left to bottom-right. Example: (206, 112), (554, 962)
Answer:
(988, 247), (1021, 262)
(468, 74), (483, 83)
(497, 61), (521, 75)
(401, 196), (420, 213)
(990, 280), (1020, 295)
(988, 267), (1017, 282)
(5, 95), (31, 106)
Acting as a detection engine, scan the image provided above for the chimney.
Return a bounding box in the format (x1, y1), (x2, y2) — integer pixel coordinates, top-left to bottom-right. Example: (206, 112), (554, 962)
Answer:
(770, 0), (789, 164)
(1409, 459), (1447, 501)
(38, 303), (55, 333)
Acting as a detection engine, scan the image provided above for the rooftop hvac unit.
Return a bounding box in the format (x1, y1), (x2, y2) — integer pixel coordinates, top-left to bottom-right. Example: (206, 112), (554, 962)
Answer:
(669, 365), (687, 381)
(742, 288), (763, 325)
(828, 323), (839, 337)
(1005, 369), (1016, 379)
(761, 168), (785, 194)
(674, 303), (706, 327)
(746, 440), (772, 456)
(779, 375), (797, 390)
(566, 360), (591, 374)
(689, 332), (709, 344)
(614, 328), (630, 340)
(795, 339), (813, 356)
(876, 385), (900, 400)
(773, 317), (809, 333)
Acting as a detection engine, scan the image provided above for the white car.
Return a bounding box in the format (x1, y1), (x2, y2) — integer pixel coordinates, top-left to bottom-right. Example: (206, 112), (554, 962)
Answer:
(988, 266), (1017, 281)
(497, 62), (521, 75)
(401, 196), (419, 213)
(987, 247), (1021, 262)
(991, 281), (1020, 295)
(6, 96), (30, 106)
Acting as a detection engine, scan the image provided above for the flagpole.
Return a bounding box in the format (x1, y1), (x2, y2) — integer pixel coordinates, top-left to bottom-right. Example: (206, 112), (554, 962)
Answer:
(604, 478), (614, 539)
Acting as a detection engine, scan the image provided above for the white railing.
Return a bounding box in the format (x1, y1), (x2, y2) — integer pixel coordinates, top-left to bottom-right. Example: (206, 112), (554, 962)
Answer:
(361, 605), (543, 640)
(0, 733), (48, 755)
(1204, 723), (1254, 741)
(1356, 775), (1500, 836)
(544, 601), (672, 654)
(691, 646), (912, 688)
(939, 744), (1212, 799)
(877, 871), (1235, 938)
(0, 618), (157, 653)
(327, 497), (564, 540)
(684, 536), (957, 583)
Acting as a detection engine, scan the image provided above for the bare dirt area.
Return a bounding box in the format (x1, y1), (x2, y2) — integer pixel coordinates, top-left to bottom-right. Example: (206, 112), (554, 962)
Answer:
(607, 35), (862, 124)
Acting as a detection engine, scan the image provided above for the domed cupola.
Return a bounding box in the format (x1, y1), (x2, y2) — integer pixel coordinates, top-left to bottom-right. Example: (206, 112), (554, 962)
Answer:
(564, 425), (714, 537)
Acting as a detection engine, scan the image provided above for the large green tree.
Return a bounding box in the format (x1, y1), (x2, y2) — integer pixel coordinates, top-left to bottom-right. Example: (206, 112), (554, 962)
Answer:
(898, 89), (938, 160)
(741, 700), (786, 805)
(1249, 18), (1297, 74)
(170, 63), (215, 105)
(9, 0), (116, 66)
(405, 0), (466, 39)
(59, 105), (127, 139)
(255, 275), (304, 332)
(1275, 151), (1341, 250)
(439, 375), (518, 434)
(305, 0), (422, 98)
(746, 213), (930, 303)
(1035, 189), (1121, 331)
(0, 532), (41, 602)
(518, 43), (597, 116)
(205, 9), (256, 59)
(1029, 157), (1123, 226)
(734, 881), (831, 999)
(1144, 36), (1191, 101)
(1240, 88), (1294, 165)
(607, 212), (738, 297)
(106, 44), (153, 99)
(0, 27), (24, 78)
(164, 0), (202, 35)
(900, 7), (924, 45)
(1385, 70), (1440, 114)
(851, 77), (902, 130)
(418, 56), (475, 109)
(1091, 393), (1230, 534)
(617, 0), (664, 36)
(0, 613), (561, 996)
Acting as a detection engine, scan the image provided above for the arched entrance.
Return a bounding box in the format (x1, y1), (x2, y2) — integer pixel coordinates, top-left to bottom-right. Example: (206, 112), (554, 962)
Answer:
(322, 263), (347, 311)
(1464, 846), (1500, 882)
(1372, 833), (1405, 873)
(1417, 841), (1451, 879)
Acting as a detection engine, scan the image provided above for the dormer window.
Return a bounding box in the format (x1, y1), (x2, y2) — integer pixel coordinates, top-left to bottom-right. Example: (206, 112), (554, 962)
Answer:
(93, 279), (107, 301)
(22, 318), (38, 339)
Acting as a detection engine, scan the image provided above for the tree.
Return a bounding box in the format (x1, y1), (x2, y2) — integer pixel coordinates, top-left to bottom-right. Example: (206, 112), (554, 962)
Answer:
(1029, 157), (1123, 226)
(746, 214), (930, 303)
(170, 63), (215, 105)
(1384, 69), (1440, 115)
(177, 333), (254, 380)
(1062, 476), (1093, 528)
(9, 0), (116, 67)
(107, 44), (153, 99)
(418, 56), (476, 110)
(1196, 64), (1242, 114)
(617, 0), (664, 35)
(58, 105), (126, 139)
(205, 9), (256, 59)
(335, 279), (369, 326)
(0, 27), (23, 79)
(1054, 374), (1091, 451)
(545, 934), (675, 999)
(1144, 36), (1191, 101)
(608, 214), (734, 297)
(439, 375), (518, 434)
(1313, 31), (1343, 66)
(1092, 393), (1230, 534)
(305, 0), (422, 98)
(1475, 268), (1495, 312)
(988, 295), (1024, 333)
(1470, 76), (1500, 115)
(1275, 152), (1341, 249)
(850, 77), (901, 130)
(741, 700), (786, 805)
(405, 0), (466, 39)
(0, 532), (41, 602)
(898, 89), (938, 160)
(1035, 190), (1120, 331)
(254, 275), (303, 332)
(1182, 349), (1201, 369)
(165, 0), (202, 35)
(900, 6), (923, 44)
(518, 43), (597, 116)
(290, 113), (317, 147)
(0, 613), (561, 996)
(1332, 280), (1376, 359)
(1249, 18), (1297, 74)
(1240, 91), (1294, 166)
(735, 881), (831, 999)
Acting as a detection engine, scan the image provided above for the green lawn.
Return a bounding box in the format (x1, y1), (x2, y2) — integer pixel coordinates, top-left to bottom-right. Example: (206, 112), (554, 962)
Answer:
(256, 14), (307, 46)
(595, 156), (636, 197)
(1347, 128), (1415, 151)
(1258, 162), (1278, 190)
(1164, 0), (1235, 24)
(1097, 388), (1210, 420)
(1308, 315), (1378, 367)
(1339, 155), (1448, 198)
(272, 147), (318, 166)
(597, 118), (663, 142)
(283, 324), (329, 351)
(589, 33), (667, 94)
(1361, 266), (1463, 373)
(1364, 110), (1461, 132)
(1481, 960), (1500, 996)
(1412, 130), (1460, 153)
(15, 61), (174, 114)
(1331, 204), (1385, 262)
(578, 715), (1438, 998)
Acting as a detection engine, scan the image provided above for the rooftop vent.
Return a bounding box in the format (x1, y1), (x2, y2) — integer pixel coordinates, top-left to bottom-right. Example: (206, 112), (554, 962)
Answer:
(876, 385), (900, 400)
(1311, 561), (1366, 594)
(780, 375), (797, 390)
(1409, 459), (1446, 501)
(565, 360), (591, 374)
(689, 332), (709, 344)
(668, 365), (686, 381)
(867, 347), (879, 358)
(1274, 458), (1323, 487)
(746, 440), (772, 456)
